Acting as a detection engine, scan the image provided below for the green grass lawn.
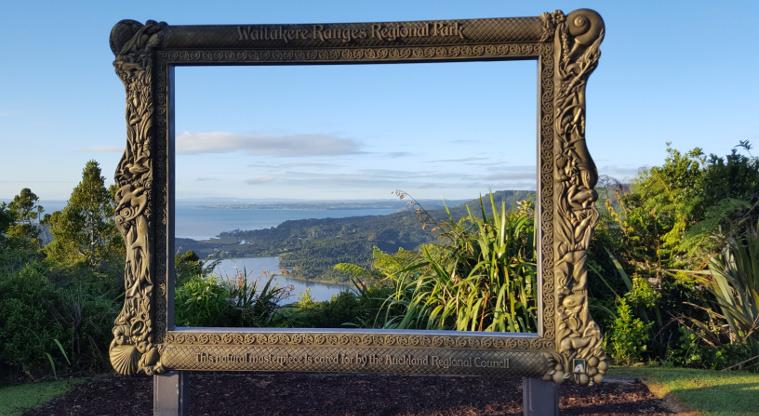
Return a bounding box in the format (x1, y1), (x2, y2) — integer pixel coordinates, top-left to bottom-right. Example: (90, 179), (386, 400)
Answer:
(609, 367), (759, 416)
(0, 378), (85, 416)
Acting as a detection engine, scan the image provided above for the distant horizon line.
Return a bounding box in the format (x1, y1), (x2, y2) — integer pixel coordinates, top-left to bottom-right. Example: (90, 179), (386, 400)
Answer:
(3, 188), (602, 203)
(2, 190), (540, 205)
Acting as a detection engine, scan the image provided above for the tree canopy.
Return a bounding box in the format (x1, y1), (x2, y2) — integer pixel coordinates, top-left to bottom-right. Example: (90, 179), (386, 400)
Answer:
(45, 160), (123, 271)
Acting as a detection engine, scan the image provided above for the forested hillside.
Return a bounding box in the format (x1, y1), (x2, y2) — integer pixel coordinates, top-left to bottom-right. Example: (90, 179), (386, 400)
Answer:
(176, 190), (534, 281)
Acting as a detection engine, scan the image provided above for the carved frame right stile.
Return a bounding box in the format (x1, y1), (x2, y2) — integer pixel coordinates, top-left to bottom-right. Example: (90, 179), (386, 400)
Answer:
(108, 9), (606, 385)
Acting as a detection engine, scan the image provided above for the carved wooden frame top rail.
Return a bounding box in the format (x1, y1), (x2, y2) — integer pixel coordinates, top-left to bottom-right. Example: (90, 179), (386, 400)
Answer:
(108, 9), (606, 385)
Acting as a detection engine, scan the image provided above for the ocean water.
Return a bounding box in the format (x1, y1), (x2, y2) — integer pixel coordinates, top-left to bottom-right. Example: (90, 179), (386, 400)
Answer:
(176, 204), (397, 240)
(213, 256), (352, 304)
(37, 201), (398, 240)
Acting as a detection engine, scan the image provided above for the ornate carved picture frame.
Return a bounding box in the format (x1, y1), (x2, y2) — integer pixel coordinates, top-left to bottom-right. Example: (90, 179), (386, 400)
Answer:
(108, 9), (606, 385)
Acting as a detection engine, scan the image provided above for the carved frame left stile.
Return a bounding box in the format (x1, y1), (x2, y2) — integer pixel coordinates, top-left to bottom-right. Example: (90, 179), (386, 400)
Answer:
(108, 10), (607, 384)
(109, 20), (166, 376)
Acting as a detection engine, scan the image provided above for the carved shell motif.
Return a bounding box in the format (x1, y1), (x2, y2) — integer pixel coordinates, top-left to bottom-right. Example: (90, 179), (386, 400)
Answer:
(109, 344), (140, 375)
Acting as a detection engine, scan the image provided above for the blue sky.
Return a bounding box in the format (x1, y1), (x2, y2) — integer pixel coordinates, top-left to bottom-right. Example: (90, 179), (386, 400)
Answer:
(174, 61), (536, 200)
(1, 1), (757, 201)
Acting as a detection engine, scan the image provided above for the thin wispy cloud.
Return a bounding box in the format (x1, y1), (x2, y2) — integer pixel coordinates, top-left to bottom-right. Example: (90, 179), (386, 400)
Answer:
(356, 169), (436, 179)
(476, 160), (520, 167)
(481, 171), (536, 181)
(0, 180), (72, 183)
(247, 161), (335, 169)
(245, 176), (275, 185)
(428, 156), (490, 163)
(384, 151), (412, 158)
(411, 180), (535, 190)
(177, 131), (363, 157)
(598, 165), (645, 180)
(195, 177), (219, 182)
(80, 146), (123, 153)
(482, 164), (535, 171)
(242, 165), (538, 192)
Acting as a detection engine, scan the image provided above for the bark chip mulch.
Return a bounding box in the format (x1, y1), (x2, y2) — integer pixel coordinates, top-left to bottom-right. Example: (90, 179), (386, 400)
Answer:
(24, 372), (675, 415)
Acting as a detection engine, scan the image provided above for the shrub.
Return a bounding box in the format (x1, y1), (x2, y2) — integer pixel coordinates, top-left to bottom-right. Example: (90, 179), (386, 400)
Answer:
(609, 298), (652, 365)
(175, 272), (290, 327)
(671, 220), (759, 370)
(706, 221), (759, 351)
(281, 291), (360, 328)
(175, 250), (203, 287)
(223, 272), (290, 327)
(57, 284), (117, 373)
(175, 275), (233, 327)
(666, 326), (756, 369)
(276, 278), (393, 329)
(627, 275), (660, 309)
(0, 262), (65, 379)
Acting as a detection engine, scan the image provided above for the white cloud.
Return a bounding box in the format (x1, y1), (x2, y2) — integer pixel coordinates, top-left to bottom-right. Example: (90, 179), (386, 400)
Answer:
(177, 131), (363, 157)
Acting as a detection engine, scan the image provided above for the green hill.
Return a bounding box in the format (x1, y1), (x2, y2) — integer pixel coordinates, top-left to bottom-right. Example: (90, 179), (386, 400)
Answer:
(176, 190), (535, 282)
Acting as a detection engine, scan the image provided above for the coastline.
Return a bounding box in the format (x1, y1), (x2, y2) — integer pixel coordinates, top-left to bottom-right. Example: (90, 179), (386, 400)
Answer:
(213, 255), (355, 289)
(275, 270), (356, 289)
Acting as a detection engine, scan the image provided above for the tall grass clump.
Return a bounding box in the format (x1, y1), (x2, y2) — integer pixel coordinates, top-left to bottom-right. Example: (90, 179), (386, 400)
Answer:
(707, 221), (759, 352)
(174, 269), (290, 327)
(341, 194), (538, 332)
(672, 220), (759, 370)
(225, 270), (291, 327)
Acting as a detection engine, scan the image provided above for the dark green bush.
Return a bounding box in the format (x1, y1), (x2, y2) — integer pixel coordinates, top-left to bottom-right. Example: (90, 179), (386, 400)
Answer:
(0, 259), (119, 381)
(175, 250), (203, 287)
(57, 284), (117, 373)
(0, 262), (66, 379)
(608, 298), (652, 365)
(280, 290), (362, 328)
(665, 326), (757, 369)
(174, 273), (289, 327)
(175, 275), (234, 327)
(225, 273), (290, 327)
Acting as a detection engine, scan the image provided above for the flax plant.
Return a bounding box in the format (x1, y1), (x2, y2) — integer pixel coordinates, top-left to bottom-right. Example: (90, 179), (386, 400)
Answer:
(224, 269), (292, 327)
(703, 221), (759, 350)
(378, 194), (538, 332)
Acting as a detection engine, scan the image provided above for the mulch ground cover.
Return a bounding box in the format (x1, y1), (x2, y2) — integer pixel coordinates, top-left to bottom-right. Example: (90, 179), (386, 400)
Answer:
(24, 372), (674, 416)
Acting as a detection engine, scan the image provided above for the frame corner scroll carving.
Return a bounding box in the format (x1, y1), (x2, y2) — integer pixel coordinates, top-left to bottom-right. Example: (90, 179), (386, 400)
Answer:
(543, 8), (606, 385)
(109, 19), (167, 376)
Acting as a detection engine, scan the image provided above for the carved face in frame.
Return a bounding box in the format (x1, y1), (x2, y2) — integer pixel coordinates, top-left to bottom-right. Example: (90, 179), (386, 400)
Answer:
(108, 9), (606, 385)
